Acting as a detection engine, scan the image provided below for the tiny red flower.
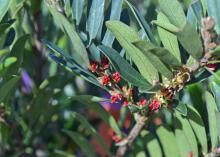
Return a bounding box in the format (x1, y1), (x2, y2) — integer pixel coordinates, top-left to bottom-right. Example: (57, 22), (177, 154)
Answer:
(100, 75), (110, 86)
(110, 95), (118, 103)
(101, 57), (109, 70)
(122, 100), (129, 107)
(112, 72), (121, 83)
(139, 98), (147, 106)
(148, 98), (161, 111)
(112, 135), (122, 143)
(110, 93), (123, 103)
(207, 63), (217, 71)
(116, 93), (123, 100)
(88, 61), (98, 72)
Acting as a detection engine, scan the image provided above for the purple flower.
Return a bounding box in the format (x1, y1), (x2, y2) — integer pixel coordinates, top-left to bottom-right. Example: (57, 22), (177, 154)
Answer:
(21, 70), (33, 94)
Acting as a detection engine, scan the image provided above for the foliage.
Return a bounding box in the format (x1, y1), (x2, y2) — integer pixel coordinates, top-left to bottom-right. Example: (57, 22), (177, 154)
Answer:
(0, 0), (220, 157)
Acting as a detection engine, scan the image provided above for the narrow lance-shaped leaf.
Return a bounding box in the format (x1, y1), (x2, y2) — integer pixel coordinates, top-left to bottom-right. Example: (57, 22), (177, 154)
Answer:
(0, 76), (20, 103)
(63, 131), (96, 157)
(98, 45), (152, 89)
(174, 111), (196, 157)
(210, 81), (220, 111)
(205, 91), (218, 148)
(0, 57), (17, 76)
(206, 0), (220, 34)
(86, 0), (105, 45)
(46, 5), (89, 66)
(191, 0), (203, 27)
(102, 0), (123, 46)
(158, 0), (203, 60)
(6, 35), (29, 75)
(157, 12), (181, 62)
(175, 111), (198, 157)
(134, 40), (181, 78)
(0, 0), (13, 22)
(141, 130), (162, 157)
(125, 0), (157, 45)
(72, 0), (84, 26)
(106, 21), (158, 83)
(187, 105), (208, 153)
(43, 40), (104, 89)
(156, 125), (180, 157)
(159, 0), (186, 28)
(48, 53), (104, 90)
(71, 112), (111, 156)
(71, 95), (122, 136)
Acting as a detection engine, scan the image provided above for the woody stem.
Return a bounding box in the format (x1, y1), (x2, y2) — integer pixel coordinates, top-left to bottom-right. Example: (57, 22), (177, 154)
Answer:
(115, 115), (146, 157)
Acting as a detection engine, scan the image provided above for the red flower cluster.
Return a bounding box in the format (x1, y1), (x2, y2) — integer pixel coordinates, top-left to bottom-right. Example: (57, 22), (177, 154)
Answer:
(101, 57), (109, 70)
(112, 134), (122, 143)
(122, 99), (129, 107)
(88, 57), (110, 73)
(148, 98), (161, 111)
(101, 75), (111, 86)
(88, 61), (98, 72)
(138, 98), (147, 106)
(99, 72), (121, 86)
(207, 63), (217, 71)
(110, 93), (123, 103)
(112, 72), (121, 83)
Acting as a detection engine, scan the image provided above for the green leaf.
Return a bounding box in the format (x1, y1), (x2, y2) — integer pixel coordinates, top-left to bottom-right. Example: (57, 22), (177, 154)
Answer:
(154, 12), (203, 60)
(125, 0), (157, 45)
(156, 125), (180, 157)
(136, 48), (172, 78)
(205, 91), (218, 148)
(102, 0), (123, 46)
(174, 112), (196, 157)
(210, 81), (220, 111)
(6, 35), (29, 75)
(174, 111), (198, 157)
(206, 0), (220, 34)
(141, 130), (162, 157)
(175, 103), (188, 116)
(152, 18), (180, 33)
(98, 45), (152, 89)
(215, 111), (220, 140)
(71, 95), (122, 136)
(86, 0), (105, 44)
(0, 0), (13, 22)
(191, 0), (203, 26)
(187, 105), (208, 153)
(0, 57), (17, 74)
(46, 5), (89, 66)
(71, 0), (84, 26)
(43, 40), (104, 89)
(63, 131), (96, 157)
(159, 0), (186, 28)
(134, 40), (181, 78)
(106, 21), (158, 83)
(157, 12), (181, 62)
(71, 112), (111, 156)
(187, 6), (198, 29)
(0, 76), (20, 103)
(176, 22), (203, 60)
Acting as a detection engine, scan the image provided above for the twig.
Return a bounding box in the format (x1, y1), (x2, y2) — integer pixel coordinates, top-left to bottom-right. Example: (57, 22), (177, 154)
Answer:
(115, 115), (146, 157)
(114, 17), (217, 157)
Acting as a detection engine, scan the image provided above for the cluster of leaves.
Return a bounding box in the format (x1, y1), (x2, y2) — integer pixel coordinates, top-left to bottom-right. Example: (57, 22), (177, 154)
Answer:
(1, 0), (220, 156)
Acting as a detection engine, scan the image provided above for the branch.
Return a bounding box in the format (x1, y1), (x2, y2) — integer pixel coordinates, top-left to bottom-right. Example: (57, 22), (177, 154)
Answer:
(115, 115), (146, 157)
(114, 17), (217, 157)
